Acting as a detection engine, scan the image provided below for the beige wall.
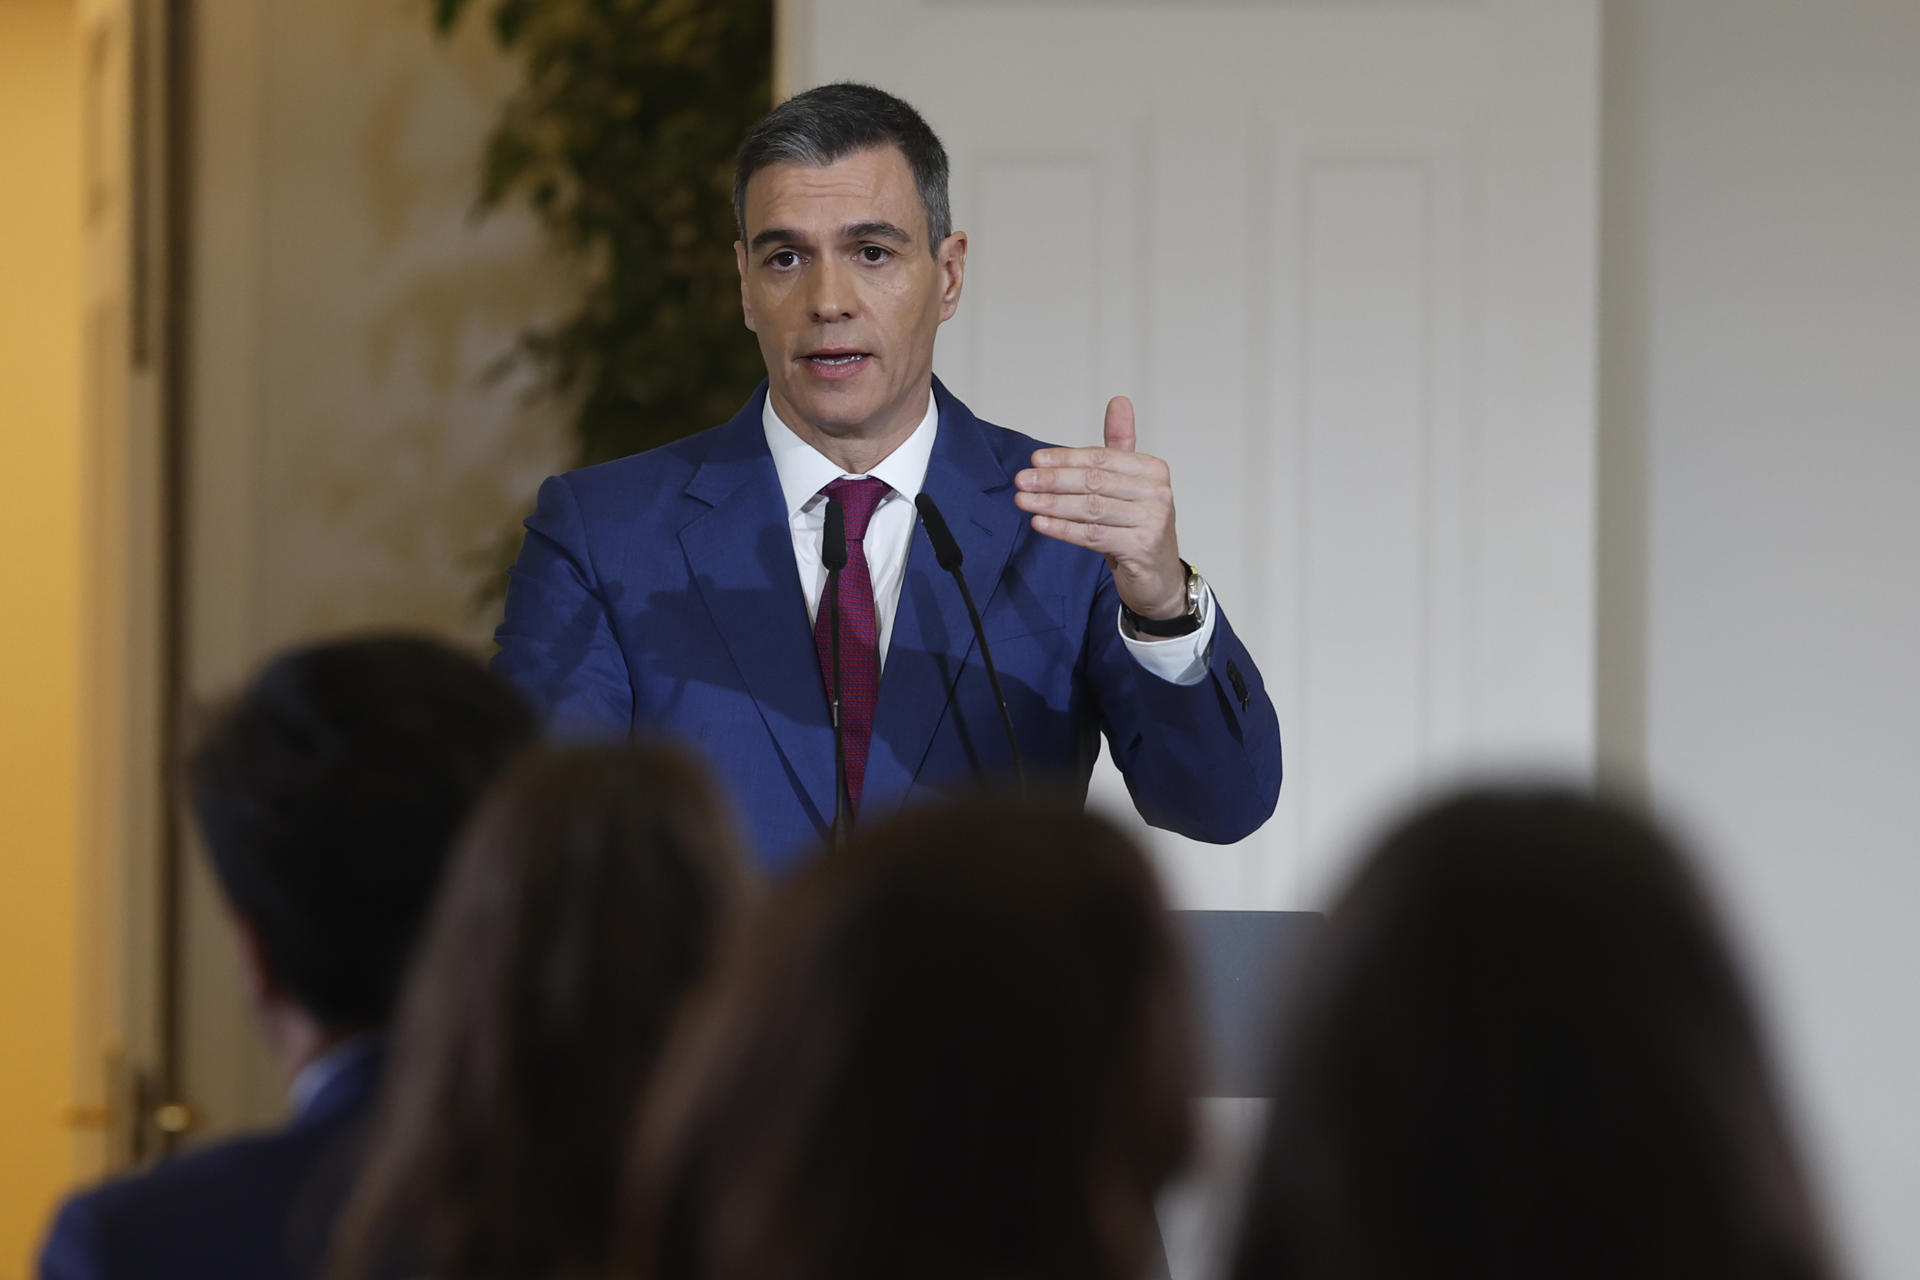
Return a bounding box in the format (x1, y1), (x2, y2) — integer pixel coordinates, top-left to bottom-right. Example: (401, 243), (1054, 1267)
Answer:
(0, 0), (84, 1273)
(1601, 2), (1920, 1275)
(195, 0), (573, 664)
(177, 0), (573, 1135)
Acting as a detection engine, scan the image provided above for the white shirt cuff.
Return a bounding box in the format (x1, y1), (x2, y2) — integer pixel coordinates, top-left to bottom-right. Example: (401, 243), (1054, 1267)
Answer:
(1117, 581), (1216, 686)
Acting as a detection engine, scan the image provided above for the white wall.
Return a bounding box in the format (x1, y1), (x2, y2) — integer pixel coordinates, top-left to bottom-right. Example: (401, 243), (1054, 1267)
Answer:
(796, 0), (1602, 917)
(1600, 3), (1920, 1275)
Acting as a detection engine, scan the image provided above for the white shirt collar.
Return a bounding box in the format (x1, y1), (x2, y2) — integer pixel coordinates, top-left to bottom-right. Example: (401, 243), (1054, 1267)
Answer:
(288, 1032), (380, 1116)
(762, 389), (939, 517)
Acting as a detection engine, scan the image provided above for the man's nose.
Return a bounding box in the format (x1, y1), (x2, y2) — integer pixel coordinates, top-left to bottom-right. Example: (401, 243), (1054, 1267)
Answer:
(805, 256), (856, 322)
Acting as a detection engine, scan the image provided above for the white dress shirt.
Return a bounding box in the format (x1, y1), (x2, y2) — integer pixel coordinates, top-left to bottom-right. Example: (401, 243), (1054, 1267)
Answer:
(763, 392), (1215, 684)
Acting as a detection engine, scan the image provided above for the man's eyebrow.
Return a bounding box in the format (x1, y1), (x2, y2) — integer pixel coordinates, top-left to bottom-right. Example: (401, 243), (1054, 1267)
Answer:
(748, 226), (809, 252)
(844, 220), (914, 246)
(749, 220), (916, 253)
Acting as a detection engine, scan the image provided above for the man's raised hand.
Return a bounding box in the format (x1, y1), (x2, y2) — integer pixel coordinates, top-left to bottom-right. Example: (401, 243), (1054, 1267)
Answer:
(1013, 395), (1189, 622)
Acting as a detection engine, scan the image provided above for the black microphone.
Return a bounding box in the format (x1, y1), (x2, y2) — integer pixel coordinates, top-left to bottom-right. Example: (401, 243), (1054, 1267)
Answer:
(913, 493), (1026, 796)
(821, 494), (848, 573)
(821, 496), (852, 846)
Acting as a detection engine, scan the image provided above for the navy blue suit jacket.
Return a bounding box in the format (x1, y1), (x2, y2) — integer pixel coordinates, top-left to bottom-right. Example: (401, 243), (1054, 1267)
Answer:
(493, 380), (1282, 870)
(38, 1050), (379, 1280)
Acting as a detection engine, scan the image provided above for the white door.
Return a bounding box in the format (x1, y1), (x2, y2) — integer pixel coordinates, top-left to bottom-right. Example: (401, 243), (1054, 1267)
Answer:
(72, 0), (177, 1174)
(787, 0), (1600, 911)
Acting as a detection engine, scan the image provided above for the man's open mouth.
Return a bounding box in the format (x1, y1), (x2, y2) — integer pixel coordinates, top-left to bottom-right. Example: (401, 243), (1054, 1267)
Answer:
(805, 351), (869, 366)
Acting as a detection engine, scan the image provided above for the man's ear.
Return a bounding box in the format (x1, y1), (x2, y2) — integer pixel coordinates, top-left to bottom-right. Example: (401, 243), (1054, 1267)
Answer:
(735, 240), (757, 333)
(936, 230), (967, 321)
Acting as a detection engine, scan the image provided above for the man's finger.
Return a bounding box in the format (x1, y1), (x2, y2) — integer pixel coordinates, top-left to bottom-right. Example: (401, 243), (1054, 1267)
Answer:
(1028, 513), (1118, 554)
(1028, 446), (1167, 478)
(1014, 466), (1164, 503)
(1014, 489), (1151, 527)
(1104, 395), (1137, 453)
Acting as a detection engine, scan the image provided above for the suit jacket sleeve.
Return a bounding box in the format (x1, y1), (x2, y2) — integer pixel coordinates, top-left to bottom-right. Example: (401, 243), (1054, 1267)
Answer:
(1088, 570), (1283, 844)
(492, 473), (635, 738)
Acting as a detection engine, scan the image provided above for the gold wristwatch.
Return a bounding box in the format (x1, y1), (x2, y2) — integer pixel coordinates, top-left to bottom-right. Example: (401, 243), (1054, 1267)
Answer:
(1122, 560), (1204, 638)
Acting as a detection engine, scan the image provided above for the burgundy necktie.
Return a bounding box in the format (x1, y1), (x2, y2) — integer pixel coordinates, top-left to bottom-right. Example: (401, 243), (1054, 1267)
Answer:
(813, 476), (890, 814)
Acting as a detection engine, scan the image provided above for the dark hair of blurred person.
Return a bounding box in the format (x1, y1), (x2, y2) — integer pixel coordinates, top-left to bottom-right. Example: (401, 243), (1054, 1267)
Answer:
(38, 633), (535, 1280)
(1228, 786), (1838, 1280)
(327, 742), (752, 1280)
(620, 796), (1195, 1280)
(191, 635), (539, 1034)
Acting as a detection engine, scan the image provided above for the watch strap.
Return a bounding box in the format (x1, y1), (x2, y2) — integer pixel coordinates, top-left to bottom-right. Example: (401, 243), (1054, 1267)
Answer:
(1122, 561), (1203, 638)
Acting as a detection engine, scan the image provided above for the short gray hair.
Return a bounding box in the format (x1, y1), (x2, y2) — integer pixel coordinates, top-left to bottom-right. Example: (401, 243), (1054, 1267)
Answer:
(733, 82), (952, 254)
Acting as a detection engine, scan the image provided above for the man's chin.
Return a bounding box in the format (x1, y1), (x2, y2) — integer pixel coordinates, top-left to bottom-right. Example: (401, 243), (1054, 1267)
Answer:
(780, 389), (886, 439)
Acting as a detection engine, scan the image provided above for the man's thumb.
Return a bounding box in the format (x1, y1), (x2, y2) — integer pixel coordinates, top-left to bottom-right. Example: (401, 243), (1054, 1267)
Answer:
(1104, 395), (1136, 453)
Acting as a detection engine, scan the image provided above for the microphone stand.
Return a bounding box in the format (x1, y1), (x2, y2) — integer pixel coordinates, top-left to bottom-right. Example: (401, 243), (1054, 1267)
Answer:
(913, 493), (1027, 798)
(821, 496), (852, 848)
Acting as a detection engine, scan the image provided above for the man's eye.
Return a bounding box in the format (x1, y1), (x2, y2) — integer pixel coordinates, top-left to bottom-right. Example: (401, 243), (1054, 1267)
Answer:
(859, 245), (892, 264)
(768, 250), (800, 269)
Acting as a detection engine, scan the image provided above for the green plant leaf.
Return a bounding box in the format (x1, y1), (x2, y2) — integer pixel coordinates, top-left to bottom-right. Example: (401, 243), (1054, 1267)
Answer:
(491, 0), (535, 47)
(431, 0), (472, 35)
(431, 0), (774, 619)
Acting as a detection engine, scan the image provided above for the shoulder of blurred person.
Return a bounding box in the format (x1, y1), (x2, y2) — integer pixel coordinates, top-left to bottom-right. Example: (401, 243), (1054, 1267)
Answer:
(39, 1044), (381, 1280)
(1227, 784), (1840, 1280)
(38, 634), (533, 1280)
(326, 740), (752, 1280)
(619, 794), (1194, 1280)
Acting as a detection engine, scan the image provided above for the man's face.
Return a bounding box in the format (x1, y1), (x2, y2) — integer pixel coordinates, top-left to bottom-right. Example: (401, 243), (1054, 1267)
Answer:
(735, 145), (966, 447)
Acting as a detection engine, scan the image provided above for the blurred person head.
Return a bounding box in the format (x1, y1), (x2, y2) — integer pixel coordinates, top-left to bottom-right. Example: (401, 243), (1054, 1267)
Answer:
(1228, 786), (1837, 1280)
(731, 82), (966, 461)
(327, 743), (752, 1280)
(187, 633), (535, 1076)
(621, 796), (1195, 1280)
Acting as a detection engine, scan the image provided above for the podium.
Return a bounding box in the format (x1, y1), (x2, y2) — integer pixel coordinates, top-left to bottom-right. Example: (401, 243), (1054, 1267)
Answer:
(1149, 911), (1322, 1280)
(1171, 910), (1322, 1098)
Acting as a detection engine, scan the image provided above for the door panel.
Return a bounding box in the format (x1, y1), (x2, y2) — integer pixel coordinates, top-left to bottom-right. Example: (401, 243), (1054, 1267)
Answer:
(792, 0), (1600, 911)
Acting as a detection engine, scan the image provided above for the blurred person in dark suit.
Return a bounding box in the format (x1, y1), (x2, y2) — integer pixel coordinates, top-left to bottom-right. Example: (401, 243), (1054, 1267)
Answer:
(38, 636), (535, 1280)
(1227, 786), (1839, 1280)
(620, 797), (1195, 1280)
(326, 743), (751, 1280)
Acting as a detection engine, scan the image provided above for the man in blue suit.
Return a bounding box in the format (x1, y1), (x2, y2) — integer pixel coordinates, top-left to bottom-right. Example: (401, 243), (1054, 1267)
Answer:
(39, 637), (535, 1280)
(494, 84), (1282, 871)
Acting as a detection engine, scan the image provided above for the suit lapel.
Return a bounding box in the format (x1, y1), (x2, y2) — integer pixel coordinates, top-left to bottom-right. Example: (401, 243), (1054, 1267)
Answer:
(863, 384), (1023, 810)
(678, 394), (837, 831)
